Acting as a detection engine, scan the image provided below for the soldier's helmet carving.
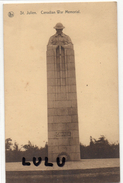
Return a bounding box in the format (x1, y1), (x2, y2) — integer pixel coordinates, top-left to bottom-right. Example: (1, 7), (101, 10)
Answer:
(54, 23), (65, 29)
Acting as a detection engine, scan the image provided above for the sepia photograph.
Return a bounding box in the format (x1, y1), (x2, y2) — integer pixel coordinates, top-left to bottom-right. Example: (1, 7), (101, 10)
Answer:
(4, 2), (120, 182)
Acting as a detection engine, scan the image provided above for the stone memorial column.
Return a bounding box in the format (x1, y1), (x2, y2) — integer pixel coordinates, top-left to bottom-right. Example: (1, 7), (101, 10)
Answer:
(47, 23), (80, 161)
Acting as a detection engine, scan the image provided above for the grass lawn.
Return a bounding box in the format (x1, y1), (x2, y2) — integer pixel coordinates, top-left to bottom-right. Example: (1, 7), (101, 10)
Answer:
(6, 167), (120, 183)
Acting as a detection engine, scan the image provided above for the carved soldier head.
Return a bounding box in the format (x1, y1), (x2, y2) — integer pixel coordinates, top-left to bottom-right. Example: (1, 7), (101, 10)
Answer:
(54, 23), (65, 35)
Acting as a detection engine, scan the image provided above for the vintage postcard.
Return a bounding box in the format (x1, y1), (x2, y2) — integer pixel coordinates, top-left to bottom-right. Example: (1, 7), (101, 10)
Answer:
(4, 2), (120, 183)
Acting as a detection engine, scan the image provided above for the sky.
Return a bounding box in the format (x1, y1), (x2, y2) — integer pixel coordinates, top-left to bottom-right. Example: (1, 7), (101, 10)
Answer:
(4, 2), (119, 147)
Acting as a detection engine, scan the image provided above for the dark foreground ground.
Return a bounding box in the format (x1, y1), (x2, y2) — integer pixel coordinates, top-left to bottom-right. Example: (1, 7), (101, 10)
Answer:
(6, 167), (120, 183)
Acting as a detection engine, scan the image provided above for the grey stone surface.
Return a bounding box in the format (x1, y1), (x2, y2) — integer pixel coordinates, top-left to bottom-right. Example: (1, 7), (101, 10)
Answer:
(47, 25), (80, 161)
(6, 159), (120, 171)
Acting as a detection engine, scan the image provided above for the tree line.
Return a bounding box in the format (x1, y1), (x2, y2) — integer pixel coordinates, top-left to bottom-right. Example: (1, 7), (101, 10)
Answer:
(80, 136), (119, 159)
(5, 135), (119, 162)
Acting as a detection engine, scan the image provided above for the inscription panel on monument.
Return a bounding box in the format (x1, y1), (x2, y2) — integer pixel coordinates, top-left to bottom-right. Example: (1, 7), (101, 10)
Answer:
(55, 131), (71, 137)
